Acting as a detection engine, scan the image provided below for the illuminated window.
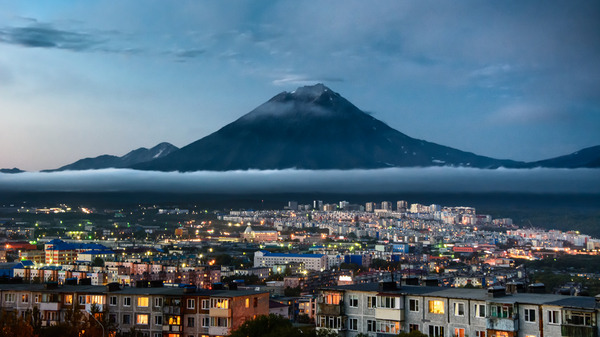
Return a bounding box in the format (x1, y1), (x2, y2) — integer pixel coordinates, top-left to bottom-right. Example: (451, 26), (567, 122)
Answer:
(245, 298), (249, 308)
(136, 314), (149, 325)
(475, 330), (486, 337)
(211, 298), (229, 309)
(428, 300), (444, 314)
(324, 293), (341, 305)
(87, 295), (105, 305)
(64, 295), (73, 305)
(137, 297), (149, 307)
(454, 328), (465, 337)
(376, 320), (400, 334)
(168, 316), (181, 325)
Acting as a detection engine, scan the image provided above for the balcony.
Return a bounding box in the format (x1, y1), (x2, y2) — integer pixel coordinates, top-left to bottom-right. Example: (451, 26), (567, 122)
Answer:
(561, 325), (598, 337)
(209, 307), (232, 317)
(39, 302), (60, 311)
(209, 326), (230, 336)
(162, 325), (181, 332)
(317, 303), (342, 316)
(486, 315), (519, 331)
(163, 306), (181, 315)
(375, 308), (404, 321)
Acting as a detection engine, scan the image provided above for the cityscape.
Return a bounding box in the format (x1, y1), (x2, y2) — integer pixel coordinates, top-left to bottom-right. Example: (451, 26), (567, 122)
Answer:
(0, 198), (599, 337)
(1, 1), (600, 337)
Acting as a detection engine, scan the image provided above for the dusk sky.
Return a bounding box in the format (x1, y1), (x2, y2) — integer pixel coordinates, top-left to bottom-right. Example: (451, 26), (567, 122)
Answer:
(1, 1), (599, 171)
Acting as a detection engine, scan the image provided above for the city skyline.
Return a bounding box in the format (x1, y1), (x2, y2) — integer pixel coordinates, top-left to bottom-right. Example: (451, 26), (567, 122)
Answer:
(1, 1), (599, 171)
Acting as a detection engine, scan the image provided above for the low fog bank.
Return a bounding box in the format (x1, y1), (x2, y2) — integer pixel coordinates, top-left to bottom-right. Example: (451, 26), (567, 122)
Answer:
(0, 168), (598, 194)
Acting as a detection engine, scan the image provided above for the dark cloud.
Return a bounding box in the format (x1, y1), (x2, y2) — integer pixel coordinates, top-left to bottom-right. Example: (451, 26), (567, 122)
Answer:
(0, 168), (598, 194)
(1, 25), (102, 51)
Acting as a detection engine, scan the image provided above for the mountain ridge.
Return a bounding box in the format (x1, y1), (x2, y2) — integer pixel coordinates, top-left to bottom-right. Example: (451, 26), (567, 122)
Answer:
(44, 142), (178, 172)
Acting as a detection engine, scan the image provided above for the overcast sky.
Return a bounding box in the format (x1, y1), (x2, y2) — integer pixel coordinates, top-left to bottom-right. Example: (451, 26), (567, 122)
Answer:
(1, 1), (599, 171)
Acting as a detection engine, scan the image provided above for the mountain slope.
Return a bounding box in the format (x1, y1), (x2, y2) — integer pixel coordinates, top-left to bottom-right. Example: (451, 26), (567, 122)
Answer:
(0, 168), (24, 174)
(530, 145), (600, 168)
(47, 142), (178, 171)
(134, 84), (525, 171)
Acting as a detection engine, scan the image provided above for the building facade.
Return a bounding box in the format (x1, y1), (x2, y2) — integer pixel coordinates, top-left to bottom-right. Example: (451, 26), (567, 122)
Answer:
(0, 282), (269, 337)
(316, 282), (600, 337)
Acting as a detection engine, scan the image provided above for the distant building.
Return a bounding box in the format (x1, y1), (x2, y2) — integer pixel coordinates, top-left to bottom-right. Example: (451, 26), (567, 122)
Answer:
(254, 251), (328, 271)
(241, 225), (278, 243)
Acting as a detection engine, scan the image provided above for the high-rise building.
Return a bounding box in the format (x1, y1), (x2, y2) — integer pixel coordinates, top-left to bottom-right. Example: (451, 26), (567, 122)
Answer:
(397, 200), (408, 211)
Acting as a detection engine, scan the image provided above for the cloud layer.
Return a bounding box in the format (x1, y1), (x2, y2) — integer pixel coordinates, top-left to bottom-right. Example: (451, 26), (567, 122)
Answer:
(0, 168), (598, 194)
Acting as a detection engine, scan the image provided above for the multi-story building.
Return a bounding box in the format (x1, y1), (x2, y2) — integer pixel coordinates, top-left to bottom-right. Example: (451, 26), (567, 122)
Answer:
(316, 282), (600, 337)
(254, 251), (328, 271)
(0, 282), (269, 337)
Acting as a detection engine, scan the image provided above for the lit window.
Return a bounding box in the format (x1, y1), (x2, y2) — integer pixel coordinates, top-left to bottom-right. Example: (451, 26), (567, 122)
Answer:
(64, 295), (73, 305)
(428, 300), (444, 314)
(324, 293), (341, 305)
(454, 328), (465, 337)
(136, 314), (149, 325)
(245, 298), (249, 308)
(211, 298), (229, 309)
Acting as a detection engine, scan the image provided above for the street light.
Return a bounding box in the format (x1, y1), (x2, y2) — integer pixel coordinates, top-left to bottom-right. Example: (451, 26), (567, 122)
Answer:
(87, 310), (105, 337)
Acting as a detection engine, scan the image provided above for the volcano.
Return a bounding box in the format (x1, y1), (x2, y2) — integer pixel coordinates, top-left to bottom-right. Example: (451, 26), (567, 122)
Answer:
(133, 84), (525, 171)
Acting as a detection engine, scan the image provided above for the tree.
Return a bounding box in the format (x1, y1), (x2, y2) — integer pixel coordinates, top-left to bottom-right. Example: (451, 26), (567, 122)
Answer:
(0, 310), (36, 337)
(229, 314), (309, 337)
(92, 257), (105, 267)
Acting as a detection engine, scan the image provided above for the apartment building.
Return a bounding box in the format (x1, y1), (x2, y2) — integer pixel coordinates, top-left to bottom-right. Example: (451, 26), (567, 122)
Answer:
(254, 250), (328, 271)
(0, 282), (269, 337)
(316, 282), (600, 337)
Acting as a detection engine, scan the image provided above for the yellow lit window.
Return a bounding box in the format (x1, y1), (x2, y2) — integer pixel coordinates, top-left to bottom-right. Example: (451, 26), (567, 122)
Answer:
(137, 297), (149, 307)
(211, 298), (229, 309)
(65, 295), (73, 305)
(168, 316), (181, 325)
(136, 314), (149, 325)
(429, 300), (445, 314)
(324, 293), (341, 305)
(245, 298), (250, 308)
